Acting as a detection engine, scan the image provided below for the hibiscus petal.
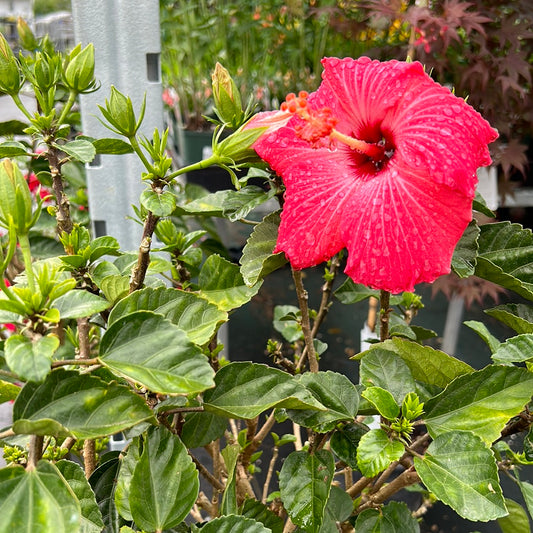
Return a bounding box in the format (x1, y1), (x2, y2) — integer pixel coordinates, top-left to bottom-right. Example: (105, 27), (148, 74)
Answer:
(342, 157), (473, 293)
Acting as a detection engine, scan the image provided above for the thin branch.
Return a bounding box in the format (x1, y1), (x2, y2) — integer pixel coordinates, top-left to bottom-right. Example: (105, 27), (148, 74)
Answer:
(379, 290), (391, 342)
(52, 358), (99, 368)
(347, 475), (373, 498)
(27, 435), (44, 470)
(191, 453), (225, 492)
(129, 210), (159, 293)
(283, 517), (297, 533)
(293, 422), (303, 451)
(83, 439), (97, 478)
(0, 428), (15, 440)
(262, 446), (279, 504)
(292, 269), (318, 372)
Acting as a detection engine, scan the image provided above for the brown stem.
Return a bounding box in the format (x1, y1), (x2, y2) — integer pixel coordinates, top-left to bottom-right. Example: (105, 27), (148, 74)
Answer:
(191, 453), (225, 492)
(240, 416), (259, 469)
(83, 439), (97, 478)
(347, 475), (373, 498)
(292, 269), (318, 372)
(77, 317), (91, 359)
(283, 517), (297, 533)
(52, 358), (99, 368)
(379, 290), (391, 342)
(370, 461), (399, 494)
(48, 145), (73, 238)
(262, 446), (279, 504)
(129, 210), (159, 293)
(27, 435), (44, 470)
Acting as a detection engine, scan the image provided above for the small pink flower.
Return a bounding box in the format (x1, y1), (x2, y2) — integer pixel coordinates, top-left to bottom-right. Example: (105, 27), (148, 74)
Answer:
(252, 57), (498, 293)
(162, 88), (177, 107)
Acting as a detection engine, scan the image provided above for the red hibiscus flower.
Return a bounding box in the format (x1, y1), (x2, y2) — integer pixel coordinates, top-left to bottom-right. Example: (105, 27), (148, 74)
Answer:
(250, 57), (498, 293)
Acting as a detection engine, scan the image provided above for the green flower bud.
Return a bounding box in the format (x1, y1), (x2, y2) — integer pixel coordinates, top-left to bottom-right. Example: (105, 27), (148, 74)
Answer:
(0, 33), (22, 95)
(212, 62), (244, 127)
(64, 43), (96, 93)
(17, 17), (38, 51)
(33, 52), (60, 91)
(98, 86), (146, 137)
(0, 159), (37, 236)
(215, 126), (266, 164)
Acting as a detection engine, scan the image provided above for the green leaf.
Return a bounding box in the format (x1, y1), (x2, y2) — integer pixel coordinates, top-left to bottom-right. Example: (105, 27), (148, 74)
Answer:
(498, 499), (531, 533)
(452, 219), (480, 278)
(492, 334), (533, 363)
(108, 286), (227, 346)
(240, 499), (284, 533)
(0, 120), (28, 136)
(464, 320), (501, 353)
(98, 275), (129, 305)
(88, 235), (121, 262)
(355, 501), (419, 533)
(99, 311), (215, 395)
(330, 422), (369, 469)
(12, 369), (154, 439)
(220, 443), (240, 515)
(140, 189), (176, 217)
(424, 365), (533, 444)
(414, 431), (507, 521)
(53, 290), (110, 319)
(285, 371), (359, 432)
(199, 254), (261, 311)
(56, 459), (104, 533)
(335, 279), (378, 304)
(361, 387), (400, 420)
(198, 515), (272, 533)
(92, 137), (133, 154)
(359, 348), (415, 405)
(240, 211), (287, 286)
(59, 139), (96, 163)
(129, 427), (199, 531)
(0, 379), (20, 403)
(0, 461), (81, 532)
(5, 333), (58, 382)
(519, 480), (533, 520)
(279, 450), (335, 531)
(473, 191), (496, 218)
(486, 303), (533, 334)
(0, 141), (28, 157)
(320, 485), (353, 533)
(475, 222), (533, 301)
(89, 455), (122, 532)
(203, 362), (325, 419)
(357, 338), (473, 389)
(180, 410), (227, 448)
(356, 428), (404, 477)
(273, 305), (302, 342)
(114, 438), (139, 522)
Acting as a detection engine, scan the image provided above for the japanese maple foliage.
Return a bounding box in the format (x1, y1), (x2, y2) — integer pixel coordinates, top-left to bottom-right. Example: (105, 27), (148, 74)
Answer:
(251, 57), (498, 293)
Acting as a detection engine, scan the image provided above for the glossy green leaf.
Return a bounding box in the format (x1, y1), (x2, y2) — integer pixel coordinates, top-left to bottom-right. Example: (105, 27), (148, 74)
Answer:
(285, 371), (359, 432)
(220, 443), (240, 516)
(129, 427), (199, 531)
(0, 461), (81, 532)
(89, 455), (122, 532)
(475, 222), (533, 301)
(240, 499), (284, 533)
(279, 449), (335, 531)
(5, 333), (58, 382)
(203, 362), (325, 419)
(92, 137), (133, 154)
(334, 279), (378, 304)
(492, 334), (533, 363)
(330, 422), (369, 469)
(0, 120), (28, 136)
(52, 290), (110, 319)
(473, 191), (495, 218)
(59, 139), (96, 163)
(362, 387), (400, 420)
(98, 274), (129, 305)
(354, 501), (419, 533)
(140, 189), (176, 217)
(356, 428), (404, 477)
(12, 369), (154, 439)
(108, 286), (227, 346)
(498, 499), (531, 533)
(0, 141), (28, 157)
(240, 210), (287, 286)
(320, 485), (353, 533)
(56, 460), (104, 533)
(273, 305), (302, 342)
(0, 379), (20, 403)
(198, 514), (272, 533)
(180, 410), (227, 448)
(99, 311), (215, 395)
(114, 438), (139, 522)
(199, 254), (261, 311)
(424, 365), (533, 444)
(486, 304), (533, 334)
(359, 348), (415, 405)
(414, 431), (507, 521)
(464, 320), (501, 353)
(519, 480), (533, 520)
(88, 235), (121, 261)
(452, 219), (479, 278)
(357, 338), (473, 389)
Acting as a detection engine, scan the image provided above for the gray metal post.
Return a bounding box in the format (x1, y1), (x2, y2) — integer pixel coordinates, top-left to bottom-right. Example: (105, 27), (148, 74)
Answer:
(71, 0), (163, 251)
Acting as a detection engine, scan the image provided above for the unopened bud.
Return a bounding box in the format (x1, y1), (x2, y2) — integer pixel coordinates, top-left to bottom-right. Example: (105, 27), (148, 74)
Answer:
(64, 43), (96, 93)
(0, 33), (22, 95)
(17, 18), (38, 51)
(98, 86), (145, 137)
(212, 63), (244, 128)
(0, 159), (34, 236)
(215, 126), (266, 164)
